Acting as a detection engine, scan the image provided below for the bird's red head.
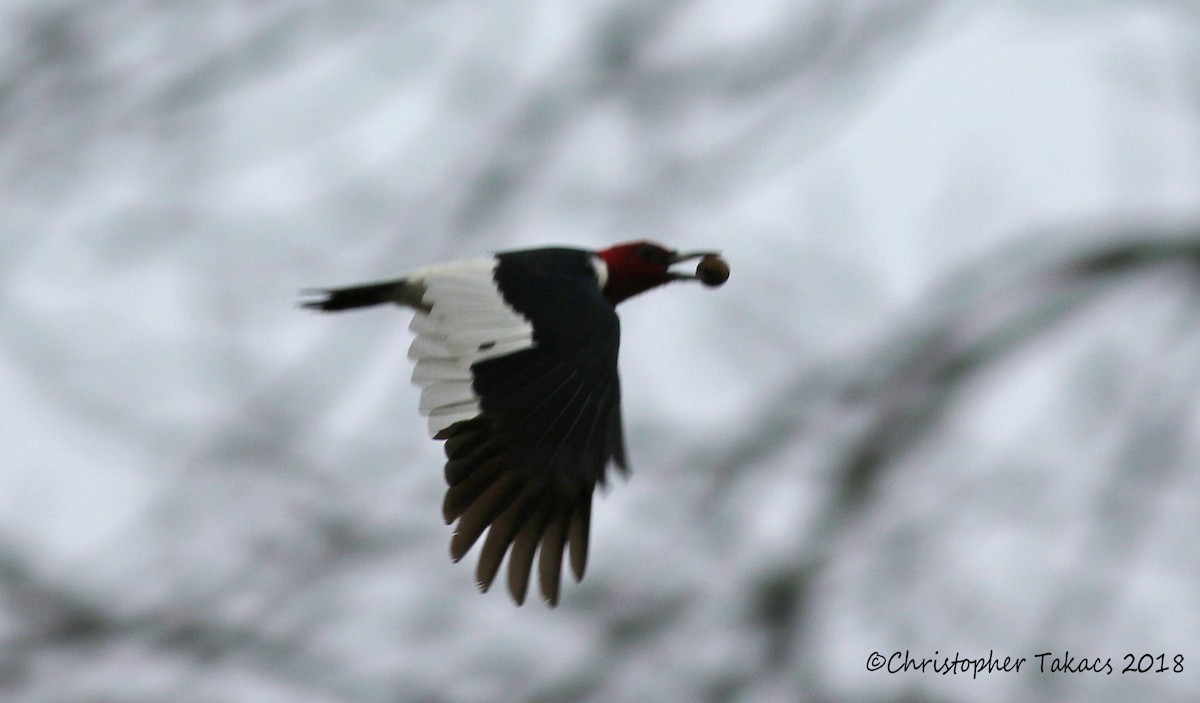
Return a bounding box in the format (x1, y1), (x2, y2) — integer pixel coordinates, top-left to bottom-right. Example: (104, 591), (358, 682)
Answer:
(596, 240), (720, 305)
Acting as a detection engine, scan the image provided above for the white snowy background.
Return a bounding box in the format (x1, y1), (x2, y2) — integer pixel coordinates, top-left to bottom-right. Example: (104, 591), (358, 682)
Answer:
(2, 1), (1200, 701)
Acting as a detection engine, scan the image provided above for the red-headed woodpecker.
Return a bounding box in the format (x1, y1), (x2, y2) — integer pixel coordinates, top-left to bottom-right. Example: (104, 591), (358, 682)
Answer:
(302, 241), (727, 606)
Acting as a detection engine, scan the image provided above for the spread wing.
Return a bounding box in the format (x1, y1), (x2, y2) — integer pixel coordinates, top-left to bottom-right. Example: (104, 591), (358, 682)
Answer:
(409, 250), (627, 606)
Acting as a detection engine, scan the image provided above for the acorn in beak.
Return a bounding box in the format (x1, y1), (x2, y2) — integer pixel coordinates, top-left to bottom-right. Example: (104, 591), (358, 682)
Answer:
(669, 250), (729, 287)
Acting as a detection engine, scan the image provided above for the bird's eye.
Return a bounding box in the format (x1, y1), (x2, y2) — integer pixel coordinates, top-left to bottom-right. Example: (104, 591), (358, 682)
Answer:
(638, 245), (669, 265)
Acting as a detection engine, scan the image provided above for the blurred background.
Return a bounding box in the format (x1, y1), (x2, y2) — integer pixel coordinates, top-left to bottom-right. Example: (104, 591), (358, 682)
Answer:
(2, 1), (1200, 701)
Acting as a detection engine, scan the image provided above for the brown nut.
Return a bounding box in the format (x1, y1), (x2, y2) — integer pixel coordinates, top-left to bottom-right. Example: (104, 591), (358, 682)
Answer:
(696, 254), (730, 287)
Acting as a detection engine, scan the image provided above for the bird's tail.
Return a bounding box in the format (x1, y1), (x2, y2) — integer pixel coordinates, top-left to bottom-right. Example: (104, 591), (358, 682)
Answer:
(300, 280), (412, 312)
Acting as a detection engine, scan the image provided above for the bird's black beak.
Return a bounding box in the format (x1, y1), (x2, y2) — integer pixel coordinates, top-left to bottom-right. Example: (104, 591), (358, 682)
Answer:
(667, 250), (721, 280)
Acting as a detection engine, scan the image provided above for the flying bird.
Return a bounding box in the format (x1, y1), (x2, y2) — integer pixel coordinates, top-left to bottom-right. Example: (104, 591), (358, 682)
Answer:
(302, 241), (728, 606)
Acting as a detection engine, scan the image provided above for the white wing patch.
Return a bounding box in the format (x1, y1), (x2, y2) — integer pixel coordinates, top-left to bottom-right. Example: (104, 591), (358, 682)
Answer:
(406, 257), (535, 436)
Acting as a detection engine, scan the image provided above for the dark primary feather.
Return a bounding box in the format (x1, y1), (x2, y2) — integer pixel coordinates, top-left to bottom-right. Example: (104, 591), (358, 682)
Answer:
(435, 249), (628, 606)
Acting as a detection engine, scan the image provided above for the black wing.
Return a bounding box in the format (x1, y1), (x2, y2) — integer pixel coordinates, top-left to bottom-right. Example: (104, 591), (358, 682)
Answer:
(435, 248), (627, 606)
